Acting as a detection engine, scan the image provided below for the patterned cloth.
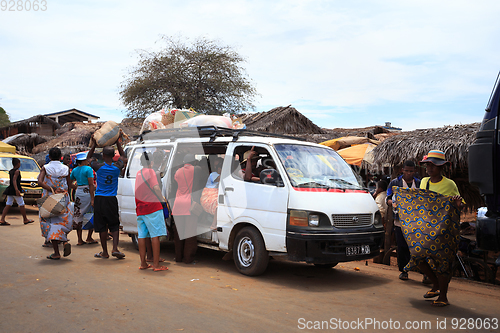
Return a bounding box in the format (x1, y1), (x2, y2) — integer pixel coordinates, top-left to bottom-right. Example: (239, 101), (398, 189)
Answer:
(73, 186), (92, 225)
(201, 187), (218, 215)
(40, 175), (73, 242)
(394, 187), (460, 275)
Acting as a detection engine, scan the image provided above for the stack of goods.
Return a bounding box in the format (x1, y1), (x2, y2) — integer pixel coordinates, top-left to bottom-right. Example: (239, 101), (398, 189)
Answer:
(140, 109), (246, 134)
(94, 121), (121, 147)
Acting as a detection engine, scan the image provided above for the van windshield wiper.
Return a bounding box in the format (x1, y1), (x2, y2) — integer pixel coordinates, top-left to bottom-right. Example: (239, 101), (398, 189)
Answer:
(296, 181), (330, 190)
(328, 178), (364, 190)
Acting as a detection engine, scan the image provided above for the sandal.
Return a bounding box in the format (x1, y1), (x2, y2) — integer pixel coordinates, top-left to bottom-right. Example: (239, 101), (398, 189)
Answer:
(63, 243), (71, 257)
(77, 241), (87, 246)
(153, 266), (169, 272)
(94, 251), (109, 259)
(0, 221), (11, 226)
(431, 300), (449, 307)
(112, 251), (125, 259)
(86, 240), (98, 244)
(47, 254), (60, 260)
(424, 290), (440, 298)
(139, 264), (152, 270)
(23, 220), (34, 225)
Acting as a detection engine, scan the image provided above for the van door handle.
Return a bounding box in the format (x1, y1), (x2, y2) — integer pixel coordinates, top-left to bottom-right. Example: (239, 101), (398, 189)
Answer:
(224, 187), (234, 192)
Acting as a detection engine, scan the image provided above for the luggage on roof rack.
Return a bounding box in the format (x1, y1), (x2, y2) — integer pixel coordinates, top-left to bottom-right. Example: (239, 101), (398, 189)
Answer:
(137, 126), (305, 143)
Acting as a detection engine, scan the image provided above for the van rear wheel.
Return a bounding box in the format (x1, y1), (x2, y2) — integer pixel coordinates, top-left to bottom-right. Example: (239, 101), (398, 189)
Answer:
(233, 227), (269, 276)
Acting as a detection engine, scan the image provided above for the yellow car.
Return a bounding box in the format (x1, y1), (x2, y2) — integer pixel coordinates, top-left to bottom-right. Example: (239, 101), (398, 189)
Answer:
(0, 153), (43, 205)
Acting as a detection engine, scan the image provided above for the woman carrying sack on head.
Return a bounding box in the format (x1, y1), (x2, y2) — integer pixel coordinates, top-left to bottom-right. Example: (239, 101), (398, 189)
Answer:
(70, 152), (96, 246)
(38, 147), (75, 260)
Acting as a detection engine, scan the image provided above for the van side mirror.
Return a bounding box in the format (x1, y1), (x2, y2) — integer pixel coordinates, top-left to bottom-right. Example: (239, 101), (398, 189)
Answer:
(260, 169), (284, 187)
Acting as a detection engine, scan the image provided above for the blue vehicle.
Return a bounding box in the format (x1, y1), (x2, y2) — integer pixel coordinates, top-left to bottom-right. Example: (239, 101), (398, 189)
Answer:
(468, 73), (500, 257)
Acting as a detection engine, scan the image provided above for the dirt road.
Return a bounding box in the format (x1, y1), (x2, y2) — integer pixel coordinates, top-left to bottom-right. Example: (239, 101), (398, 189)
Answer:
(1, 206), (499, 332)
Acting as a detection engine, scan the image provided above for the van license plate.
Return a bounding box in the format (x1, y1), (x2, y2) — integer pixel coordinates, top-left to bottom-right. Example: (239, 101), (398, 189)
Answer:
(24, 189), (40, 194)
(346, 245), (370, 256)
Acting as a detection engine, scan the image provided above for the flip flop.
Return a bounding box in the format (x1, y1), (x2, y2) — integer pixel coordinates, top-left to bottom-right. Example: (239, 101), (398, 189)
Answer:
(153, 266), (169, 272)
(431, 301), (450, 307)
(23, 220), (34, 224)
(146, 258), (165, 263)
(42, 242), (52, 248)
(77, 242), (87, 246)
(63, 243), (71, 257)
(0, 221), (11, 226)
(112, 251), (126, 259)
(94, 251), (109, 259)
(47, 254), (60, 260)
(139, 264), (152, 270)
(86, 240), (98, 244)
(424, 291), (440, 298)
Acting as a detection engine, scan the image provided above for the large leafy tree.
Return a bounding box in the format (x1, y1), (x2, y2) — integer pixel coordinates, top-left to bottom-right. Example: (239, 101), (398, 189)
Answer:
(120, 36), (258, 119)
(0, 106), (10, 127)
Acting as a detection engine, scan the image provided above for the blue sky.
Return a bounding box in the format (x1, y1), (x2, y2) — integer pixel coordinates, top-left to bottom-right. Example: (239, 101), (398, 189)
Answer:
(1, 0), (499, 131)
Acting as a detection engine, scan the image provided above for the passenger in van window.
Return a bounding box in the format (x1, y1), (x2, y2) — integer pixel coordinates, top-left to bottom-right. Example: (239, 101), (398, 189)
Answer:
(241, 147), (264, 182)
(171, 153), (201, 264)
(135, 151), (168, 271)
(201, 157), (223, 230)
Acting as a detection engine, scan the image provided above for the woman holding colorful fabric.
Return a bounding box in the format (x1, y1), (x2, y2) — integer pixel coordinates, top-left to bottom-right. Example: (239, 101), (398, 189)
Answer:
(403, 150), (463, 307)
(37, 147), (74, 260)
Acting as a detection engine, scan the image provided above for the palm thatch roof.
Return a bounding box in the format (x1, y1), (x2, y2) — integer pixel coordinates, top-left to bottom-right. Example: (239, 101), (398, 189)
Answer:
(370, 123), (479, 170)
(0, 115), (61, 130)
(32, 122), (102, 154)
(370, 123), (482, 212)
(240, 105), (325, 134)
(287, 125), (397, 144)
(3, 133), (49, 154)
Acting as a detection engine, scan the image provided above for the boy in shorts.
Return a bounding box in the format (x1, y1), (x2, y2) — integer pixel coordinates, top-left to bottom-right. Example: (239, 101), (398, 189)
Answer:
(0, 158), (35, 225)
(88, 135), (127, 259)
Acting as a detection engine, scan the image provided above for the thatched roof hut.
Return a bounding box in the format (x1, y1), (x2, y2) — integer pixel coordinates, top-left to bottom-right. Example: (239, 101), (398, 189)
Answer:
(0, 115), (60, 138)
(288, 125), (397, 144)
(370, 123), (482, 212)
(240, 105), (325, 134)
(32, 122), (102, 154)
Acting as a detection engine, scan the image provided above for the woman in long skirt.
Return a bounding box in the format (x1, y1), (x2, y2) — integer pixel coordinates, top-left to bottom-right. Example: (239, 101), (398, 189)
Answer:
(70, 153), (96, 245)
(38, 147), (74, 260)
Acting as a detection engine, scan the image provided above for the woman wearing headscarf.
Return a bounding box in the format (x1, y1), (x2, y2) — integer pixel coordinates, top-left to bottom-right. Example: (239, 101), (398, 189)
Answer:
(38, 147), (74, 260)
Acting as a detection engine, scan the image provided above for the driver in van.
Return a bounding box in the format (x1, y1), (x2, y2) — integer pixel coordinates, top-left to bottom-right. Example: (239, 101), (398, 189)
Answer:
(241, 147), (264, 182)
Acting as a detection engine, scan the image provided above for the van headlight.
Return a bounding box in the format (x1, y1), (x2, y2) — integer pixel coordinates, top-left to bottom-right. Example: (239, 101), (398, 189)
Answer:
(0, 179), (9, 186)
(289, 210), (320, 227)
(373, 212), (382, 227)
(309, 214), (320, 227)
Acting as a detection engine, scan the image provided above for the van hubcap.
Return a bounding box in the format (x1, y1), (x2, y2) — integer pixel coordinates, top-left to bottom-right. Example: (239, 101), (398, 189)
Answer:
(237, 236), (254, 267)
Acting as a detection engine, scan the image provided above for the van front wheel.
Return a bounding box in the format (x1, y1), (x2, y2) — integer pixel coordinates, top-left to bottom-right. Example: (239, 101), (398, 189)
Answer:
(233, 227), (269, 276)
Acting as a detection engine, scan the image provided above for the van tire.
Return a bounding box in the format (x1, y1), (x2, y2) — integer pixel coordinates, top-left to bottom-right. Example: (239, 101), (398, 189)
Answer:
(130, 234), (139, 251)
(233, 227), (269, 276)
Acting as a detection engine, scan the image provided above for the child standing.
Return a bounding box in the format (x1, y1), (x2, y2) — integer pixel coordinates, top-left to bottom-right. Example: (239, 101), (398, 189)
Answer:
(0, 158), (35, 225)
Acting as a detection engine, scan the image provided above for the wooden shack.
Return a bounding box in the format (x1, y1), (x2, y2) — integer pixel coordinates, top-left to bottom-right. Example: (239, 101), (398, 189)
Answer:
(0, 115), (61, 139)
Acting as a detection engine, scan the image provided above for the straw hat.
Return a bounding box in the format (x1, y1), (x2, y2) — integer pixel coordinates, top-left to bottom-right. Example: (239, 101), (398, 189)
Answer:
(420, 150), (449, 166)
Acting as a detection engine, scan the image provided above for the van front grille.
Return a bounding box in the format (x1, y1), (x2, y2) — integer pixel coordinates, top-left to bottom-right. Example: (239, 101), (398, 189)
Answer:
(331, 214), (372, 228)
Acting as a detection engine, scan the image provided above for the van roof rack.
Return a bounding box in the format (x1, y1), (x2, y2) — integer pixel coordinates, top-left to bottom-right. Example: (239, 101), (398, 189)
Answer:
(137, 126), (305, 143)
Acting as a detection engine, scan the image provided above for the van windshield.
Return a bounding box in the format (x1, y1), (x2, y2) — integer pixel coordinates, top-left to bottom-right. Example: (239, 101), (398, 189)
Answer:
(0, 157), (40, 172)
(274, 144), (363, 190)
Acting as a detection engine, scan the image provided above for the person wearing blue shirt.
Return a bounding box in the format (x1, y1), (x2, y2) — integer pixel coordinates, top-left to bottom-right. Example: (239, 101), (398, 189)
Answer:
(386, 161), (421, 281)
(88, 134), (127, 260)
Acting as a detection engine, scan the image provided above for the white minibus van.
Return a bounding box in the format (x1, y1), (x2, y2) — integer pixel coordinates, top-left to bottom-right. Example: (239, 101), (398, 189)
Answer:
(118, 127), (384, 275)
